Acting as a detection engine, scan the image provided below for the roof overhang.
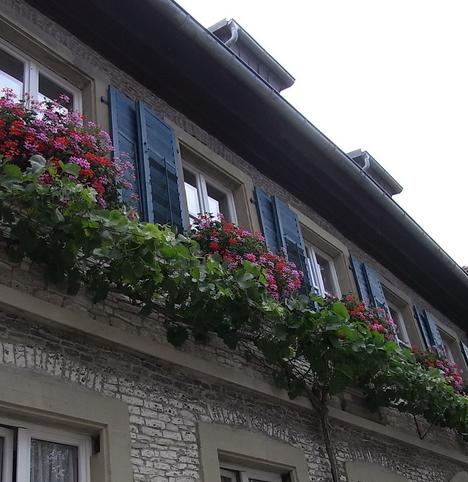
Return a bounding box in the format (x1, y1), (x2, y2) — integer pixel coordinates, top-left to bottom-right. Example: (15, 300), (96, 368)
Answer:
(23, 0), (468, 330)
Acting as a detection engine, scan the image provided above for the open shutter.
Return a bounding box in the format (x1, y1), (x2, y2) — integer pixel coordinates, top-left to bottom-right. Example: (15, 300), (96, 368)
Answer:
(350, 256), (372, 306)
(254, 188), (282, 253)
(350, 256), (389, 314)
(460, 341), (468, 367)
(413, 306), (445, 355)
(108, 86), (143, 211)
(274, 197), (311, 293)
(254, 190), (310, 292)
(364, 265), (390, 314)
(425, 310), (445, 356)
(137, 102), (183, 231)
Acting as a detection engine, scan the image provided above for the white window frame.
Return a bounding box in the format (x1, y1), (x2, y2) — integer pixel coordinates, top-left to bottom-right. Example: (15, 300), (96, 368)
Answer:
(182, 163), (238, 224)
(0, 426), (14, 482)
(387, 300), (410, 347)
(304, 243), (341, 298)
(0, 416), (91, 482)
(220, 462), (284, 482)
(0, 38), (82, 112)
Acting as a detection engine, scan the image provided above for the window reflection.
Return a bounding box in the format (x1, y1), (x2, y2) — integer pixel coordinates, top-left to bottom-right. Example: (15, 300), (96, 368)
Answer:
(0, 48), (24, 97)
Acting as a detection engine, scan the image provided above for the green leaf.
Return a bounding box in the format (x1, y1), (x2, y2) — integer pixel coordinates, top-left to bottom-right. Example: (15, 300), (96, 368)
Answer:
(62, 163), (81, 177)
(28, 155), (47, 174)
(3, 164), (22, 179)
(331, 302), (349, 320)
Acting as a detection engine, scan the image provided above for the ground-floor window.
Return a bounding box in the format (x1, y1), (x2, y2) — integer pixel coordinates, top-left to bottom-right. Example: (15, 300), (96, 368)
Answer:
(220, 464), (285, 482)
(0, 419), (91, 482)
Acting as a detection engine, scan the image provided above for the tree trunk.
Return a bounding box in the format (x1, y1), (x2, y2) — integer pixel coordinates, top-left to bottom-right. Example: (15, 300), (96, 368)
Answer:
(318, 406), (340, 482)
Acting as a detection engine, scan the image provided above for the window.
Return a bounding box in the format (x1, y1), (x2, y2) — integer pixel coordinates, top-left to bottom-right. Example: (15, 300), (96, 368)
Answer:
(0, 420), (90, 482)
(0, 41), (81, 111)
(220, 464), (284, 482)
(305, 244), (340, 297)
(387, 301), (410, 346)
(198, 422), (309, 482)
(0, 427), (13, 482)
(182, 166), (237, 224)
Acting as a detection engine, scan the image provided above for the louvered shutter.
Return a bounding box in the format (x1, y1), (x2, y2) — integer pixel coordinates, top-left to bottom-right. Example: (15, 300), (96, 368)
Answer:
(460, 341), (468, 367)
(254, 190), (311, 292)
(425, 310), (446, 356)
(273, 197), (311, 293)
(254, 188), (282, 253)
(137, 102), (183, 230)
(350, 256), (372, 306)
(413, 306), (445, 355)
(109, 89), (183, 230)
(350, 257), (390, 315)
(364, 265), (390, 315)
(108, 86), (143, 211)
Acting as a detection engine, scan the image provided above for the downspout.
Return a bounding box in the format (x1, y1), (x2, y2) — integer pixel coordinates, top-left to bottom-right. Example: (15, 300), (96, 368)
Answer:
(225, 20), (239, 48)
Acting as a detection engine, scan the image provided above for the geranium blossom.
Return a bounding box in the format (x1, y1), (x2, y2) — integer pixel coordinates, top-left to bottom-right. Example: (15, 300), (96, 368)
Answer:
(0, 89), (134, 208)
(343, 294), (397, 341)
(413, 348), (465, 392)
(191, 214), (303, 300)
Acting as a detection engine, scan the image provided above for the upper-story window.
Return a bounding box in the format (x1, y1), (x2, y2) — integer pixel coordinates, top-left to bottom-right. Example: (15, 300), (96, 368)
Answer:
(305, 243), (341, 298)
(0, 41), (81, 112)
(182, 165), (237, 225)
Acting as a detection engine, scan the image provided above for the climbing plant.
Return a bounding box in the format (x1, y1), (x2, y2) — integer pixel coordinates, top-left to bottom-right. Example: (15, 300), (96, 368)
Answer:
(0, 92), (467, 482)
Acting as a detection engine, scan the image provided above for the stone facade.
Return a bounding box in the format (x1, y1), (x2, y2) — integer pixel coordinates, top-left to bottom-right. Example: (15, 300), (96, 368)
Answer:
(0, 0), (467, 481)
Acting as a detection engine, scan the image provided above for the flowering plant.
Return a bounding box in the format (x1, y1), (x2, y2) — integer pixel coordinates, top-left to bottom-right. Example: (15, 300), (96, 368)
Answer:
(343, 295), (396, 341)
(191, 215), (302, 300)
(0, 90), (132, 208)
(413, 348), (464, 392)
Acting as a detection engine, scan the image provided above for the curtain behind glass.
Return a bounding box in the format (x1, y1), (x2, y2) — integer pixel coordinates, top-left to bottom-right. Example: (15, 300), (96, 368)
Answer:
(30, 439), (78, 482)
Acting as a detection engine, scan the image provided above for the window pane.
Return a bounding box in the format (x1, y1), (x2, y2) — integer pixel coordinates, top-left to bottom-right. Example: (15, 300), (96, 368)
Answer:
(183, 169), (201, 220)
(30, 439), (78, 482)
(38, 73), (74, 111)
(0, 48), (24, 98)
(206, 182), (229, 219)
(315, 253), (335, 296)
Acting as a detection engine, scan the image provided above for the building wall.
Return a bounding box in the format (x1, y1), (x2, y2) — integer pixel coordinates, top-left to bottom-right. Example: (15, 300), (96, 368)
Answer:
(0, 0), (467, 481)
(0, 304), (466, 482)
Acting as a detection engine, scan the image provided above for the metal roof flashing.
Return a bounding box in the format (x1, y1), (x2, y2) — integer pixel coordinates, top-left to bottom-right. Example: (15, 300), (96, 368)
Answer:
(209, 18), (295, 92)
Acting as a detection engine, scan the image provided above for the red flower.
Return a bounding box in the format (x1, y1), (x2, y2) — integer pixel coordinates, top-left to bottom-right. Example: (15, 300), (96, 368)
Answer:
(209, 241), (220, 251)
(92, 179), (105, 195)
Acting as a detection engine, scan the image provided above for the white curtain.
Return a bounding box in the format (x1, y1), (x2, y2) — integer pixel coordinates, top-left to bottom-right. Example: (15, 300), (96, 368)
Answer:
(30, 439), (78, 482)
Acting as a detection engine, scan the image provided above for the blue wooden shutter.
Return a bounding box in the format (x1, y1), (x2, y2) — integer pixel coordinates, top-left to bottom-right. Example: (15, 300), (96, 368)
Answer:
(364, 265), (390, 314)
(350, 256), (372, 306)
(350, 257), (389, 313)
(273, 197), (311, 293)
(108, 86), (144, 212)
(137, 102), (183, 231)
(424, 310), (445, 356)
(413, 306), (445, 355)
(254, 189), (310, 292)
(254, 188), (282, 253)
(460, 341), (468, 367)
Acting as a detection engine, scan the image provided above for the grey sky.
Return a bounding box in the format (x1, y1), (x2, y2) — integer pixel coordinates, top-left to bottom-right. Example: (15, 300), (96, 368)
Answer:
(176, 0), (468, 266)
